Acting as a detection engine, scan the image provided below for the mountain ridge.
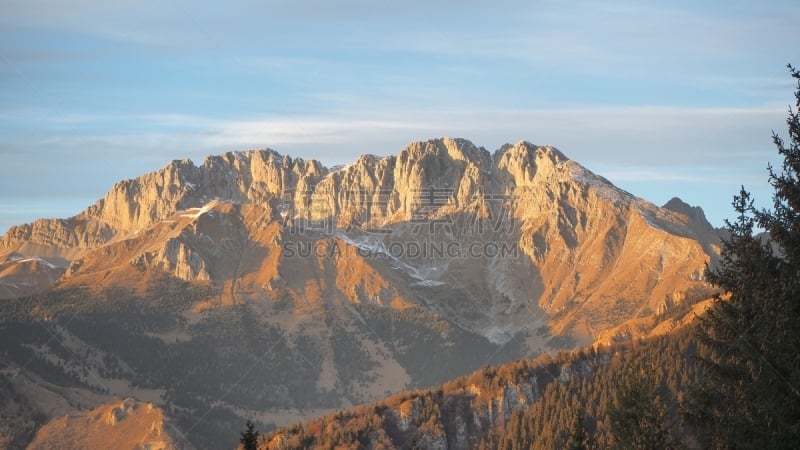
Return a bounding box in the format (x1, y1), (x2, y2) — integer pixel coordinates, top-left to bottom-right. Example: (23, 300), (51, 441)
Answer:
(0, 136), (719, 345)
(0, 137), (720, 448)
(0, 137), (717, 306)
(1, 137), (713, 252)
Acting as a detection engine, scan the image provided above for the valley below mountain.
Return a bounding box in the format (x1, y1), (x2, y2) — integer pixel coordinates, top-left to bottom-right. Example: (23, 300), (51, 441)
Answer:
(0, 137), (720, 449)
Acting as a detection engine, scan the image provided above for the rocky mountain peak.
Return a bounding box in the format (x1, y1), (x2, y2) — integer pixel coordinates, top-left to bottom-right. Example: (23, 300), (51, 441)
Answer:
(1, 137), (714, 260)
(492, 141), (571, 190)
(494, 140), (565, 159)
(1, 138), (721, 329)
(399, 137), (492, 169)
(663, 197), (708, 223)
(75, 148), (330, 234)
(661, 196), (720, 252)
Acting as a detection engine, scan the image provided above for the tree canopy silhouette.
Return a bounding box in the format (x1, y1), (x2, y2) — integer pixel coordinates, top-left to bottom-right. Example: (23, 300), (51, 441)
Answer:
(687, 64), (800, 449)
(240, 419), (259, 450)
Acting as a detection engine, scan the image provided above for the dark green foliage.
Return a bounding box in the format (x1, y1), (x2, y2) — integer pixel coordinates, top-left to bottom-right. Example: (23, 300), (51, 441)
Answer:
(480, 332), (697, 449)
(0, 323), (89, 388)
(686, 65), (800, 449)
(564, 410), (593, 450)
(609, 370), (675, 449)
(240, 420), (259, 450)
(329, 321), (378, 391)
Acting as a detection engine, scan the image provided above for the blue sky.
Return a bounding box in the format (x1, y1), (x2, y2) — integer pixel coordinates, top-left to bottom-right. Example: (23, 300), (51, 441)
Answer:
(1, 0), (798, 233)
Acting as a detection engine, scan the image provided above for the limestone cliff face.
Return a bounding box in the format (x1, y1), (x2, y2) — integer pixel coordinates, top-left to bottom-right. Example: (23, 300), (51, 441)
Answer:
(83, 151), (325, 233)
(130, 238), (212, 283)
(309, 137), (489, 225)
(0, 151), (324, 257)
(479, 143), (715, 341)
(0, 217), (114, 260)
(389, 137), (490, 219)
(0, 137), (719, 345)
(307, 139), (715, 344)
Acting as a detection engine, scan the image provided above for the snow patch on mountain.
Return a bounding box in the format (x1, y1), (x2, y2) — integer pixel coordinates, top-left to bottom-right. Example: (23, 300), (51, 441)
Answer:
(180, 202), (216, 219)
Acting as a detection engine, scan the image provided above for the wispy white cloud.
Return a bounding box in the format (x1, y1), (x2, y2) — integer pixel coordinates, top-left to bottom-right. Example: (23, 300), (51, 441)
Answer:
(2, 103), (785, 164)
(6, 0), (791, 73)
(384, 0), (798, 90)
(600, 167), (767, 185)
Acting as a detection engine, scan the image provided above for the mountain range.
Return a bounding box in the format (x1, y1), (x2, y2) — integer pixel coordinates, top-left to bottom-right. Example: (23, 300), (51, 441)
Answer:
(0, 137), (720, 449)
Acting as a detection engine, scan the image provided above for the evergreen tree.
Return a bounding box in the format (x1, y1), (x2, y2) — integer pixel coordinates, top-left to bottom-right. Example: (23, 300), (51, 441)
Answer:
(686, 65), (800, 448)
(564, 410), (593, 450)
(240, 419), (259, 450)
(609, 369), (675, 449)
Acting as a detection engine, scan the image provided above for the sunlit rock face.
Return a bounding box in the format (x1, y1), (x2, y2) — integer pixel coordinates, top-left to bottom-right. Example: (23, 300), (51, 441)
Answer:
(0, 137), (720, 449)
(0, 137), (717, 344)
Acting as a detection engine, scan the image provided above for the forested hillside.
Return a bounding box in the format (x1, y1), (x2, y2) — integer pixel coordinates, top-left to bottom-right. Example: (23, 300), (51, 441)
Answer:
(256, 328), (700, 449)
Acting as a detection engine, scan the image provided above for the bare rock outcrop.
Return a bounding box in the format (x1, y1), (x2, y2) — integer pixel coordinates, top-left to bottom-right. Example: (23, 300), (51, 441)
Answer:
(26, 398), (192, 450)
(0, 137), (720, 345)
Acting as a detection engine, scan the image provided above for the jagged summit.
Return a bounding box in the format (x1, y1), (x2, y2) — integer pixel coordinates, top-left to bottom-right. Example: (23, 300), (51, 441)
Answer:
(0, 137), (586, 255)
(0, 137), (717, 337)
(399, 137), (492, 168)
(0, 137), (722, 448)
(663, 196), (708, 222)
(494, 140), (568, 160)
(3, 137), (686, 251)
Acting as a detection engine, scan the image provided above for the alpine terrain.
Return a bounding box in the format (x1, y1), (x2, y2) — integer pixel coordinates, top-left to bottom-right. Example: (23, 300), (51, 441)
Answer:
(0, 137), (720, 448)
